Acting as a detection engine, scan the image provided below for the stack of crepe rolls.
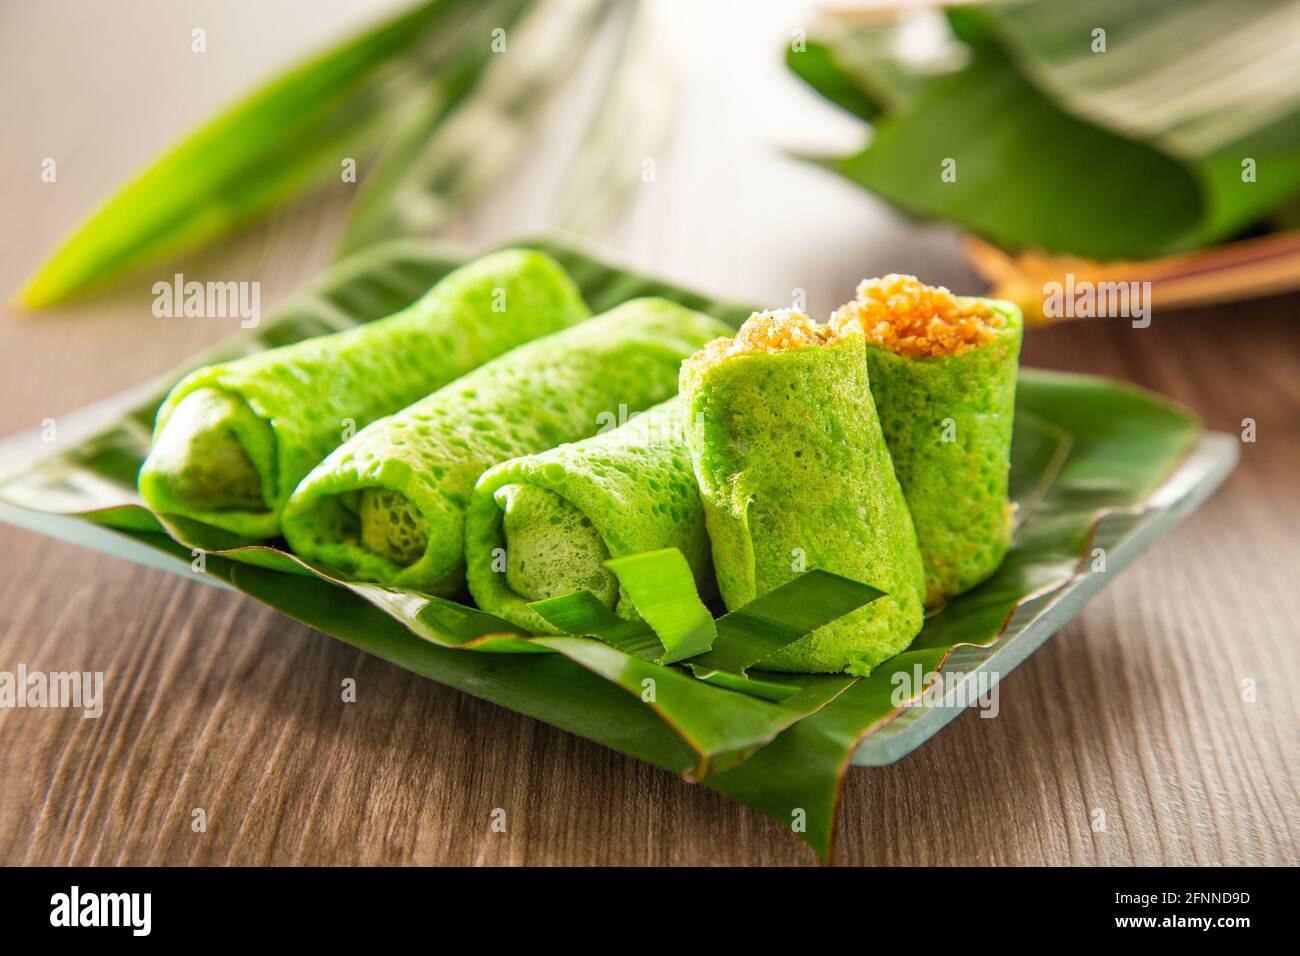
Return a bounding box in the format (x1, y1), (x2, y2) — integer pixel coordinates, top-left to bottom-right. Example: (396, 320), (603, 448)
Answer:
(137, 244), (1022, 678)
(465, 397), (714, 634)
(281, 299), (732, 596)
(139, 249), (589, 538)
(831, 275), (1023, 605)
(679, 309), (927, 676)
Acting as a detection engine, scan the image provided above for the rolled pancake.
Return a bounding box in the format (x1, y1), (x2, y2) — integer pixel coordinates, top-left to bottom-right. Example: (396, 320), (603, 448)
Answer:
(831, 275), (1022, 604)
(680, 309), (925, 676)
(281, 299), (732, 595)
(138, 248), (589, 538)
(465, 397), (713, 634)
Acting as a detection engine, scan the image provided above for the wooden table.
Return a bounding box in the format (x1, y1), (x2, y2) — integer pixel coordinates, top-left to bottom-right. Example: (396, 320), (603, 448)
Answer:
(1, 1), (1295, 866)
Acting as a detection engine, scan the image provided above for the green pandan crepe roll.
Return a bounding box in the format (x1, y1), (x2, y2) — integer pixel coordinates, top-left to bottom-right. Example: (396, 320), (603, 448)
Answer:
(281, 300), (732, 595)
(138, 248), (589, 538)
(680, 309), (926, 677)
(464, 397), (713, 634)
(830, 275), (1023, 605)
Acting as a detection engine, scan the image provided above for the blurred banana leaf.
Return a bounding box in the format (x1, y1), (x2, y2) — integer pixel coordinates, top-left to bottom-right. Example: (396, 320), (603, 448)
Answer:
(0, 239), (1226, 860)
(790, 0), (1300, 259)
(18, 0), (630, 308)
(787, 12), (942, 121)
(339, 0), (619, 252)
(550, 0), (677, 238)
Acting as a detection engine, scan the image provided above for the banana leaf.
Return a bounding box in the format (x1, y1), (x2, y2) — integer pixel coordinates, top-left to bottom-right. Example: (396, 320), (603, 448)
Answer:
(786, 12), (938, 121)
(0, 239), (1235, 860)
(790, 0), (1300, 259)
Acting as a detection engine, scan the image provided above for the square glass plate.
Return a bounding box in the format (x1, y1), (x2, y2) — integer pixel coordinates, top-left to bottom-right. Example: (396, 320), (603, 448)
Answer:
(0, 238), (1244, 859)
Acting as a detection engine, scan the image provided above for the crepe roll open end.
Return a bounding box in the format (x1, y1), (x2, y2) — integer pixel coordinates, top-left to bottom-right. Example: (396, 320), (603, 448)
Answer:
(496, 484), (618, 606)
(139, 387), (275, 517)
(358, 488), (429, 567)
(464, 397), (714, 635)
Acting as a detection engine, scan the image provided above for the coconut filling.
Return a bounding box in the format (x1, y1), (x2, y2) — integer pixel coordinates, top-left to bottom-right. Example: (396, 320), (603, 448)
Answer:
(829, 274), (1001, 358)
(146, 387), (271, 511)
(681, 308), (853, 383)
(358, 488), (430, 567)
(494, 483), (619, 607)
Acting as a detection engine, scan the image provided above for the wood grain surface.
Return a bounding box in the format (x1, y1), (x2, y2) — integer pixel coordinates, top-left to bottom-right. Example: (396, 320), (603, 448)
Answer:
(0, 1), (1295, 866)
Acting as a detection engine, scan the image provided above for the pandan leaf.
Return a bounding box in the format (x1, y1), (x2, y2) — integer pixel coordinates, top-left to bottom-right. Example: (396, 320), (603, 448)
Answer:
(530, 590), (663, 660)
(531, 555), (879, 705)
(603, 549), (717, 663)
(17, 0), (642, 307)
(18, 0), (501, 308)
(692, 572), (884, 678)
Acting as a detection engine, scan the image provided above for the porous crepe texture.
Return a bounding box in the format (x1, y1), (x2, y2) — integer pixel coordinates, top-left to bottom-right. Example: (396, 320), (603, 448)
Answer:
(682, 334), (926, 676)
(865, 299), (1023, 604)
(501, 486), (619, 605)
(139, 248), (588, 537)
(282, 299), (732, 595)
(465, 397), (713, 634)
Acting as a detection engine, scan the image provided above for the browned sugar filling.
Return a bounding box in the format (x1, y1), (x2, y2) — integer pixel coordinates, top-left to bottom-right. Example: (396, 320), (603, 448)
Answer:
(829, 274), (1000, 359)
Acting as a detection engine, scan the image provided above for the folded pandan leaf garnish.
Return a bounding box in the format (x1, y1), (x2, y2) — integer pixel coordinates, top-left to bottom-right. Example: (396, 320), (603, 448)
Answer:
(531, 547), (884, 701)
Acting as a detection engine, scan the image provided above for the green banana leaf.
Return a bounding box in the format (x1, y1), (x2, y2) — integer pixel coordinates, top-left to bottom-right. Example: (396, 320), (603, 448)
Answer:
(786, 14), (934, 122)
(790, 0), (1300, 258)
(0, 239), (1234, 860)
